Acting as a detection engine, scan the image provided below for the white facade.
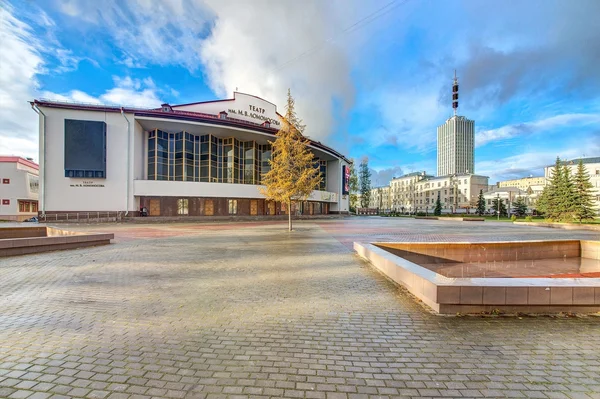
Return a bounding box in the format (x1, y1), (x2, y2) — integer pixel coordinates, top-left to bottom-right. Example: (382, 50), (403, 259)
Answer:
(32, 92), (350, 217)
(368, 186), (390, 210)
(545, 157), (600, 215)
(0, 157), (39, 221)
(483, 187), (531, 214)
(497, 176), (546, 191)
(371, 171), (489, 214)
(437, 115), (475, 176)
(389, 172), (430, 212)
(412, 173), (489, 213)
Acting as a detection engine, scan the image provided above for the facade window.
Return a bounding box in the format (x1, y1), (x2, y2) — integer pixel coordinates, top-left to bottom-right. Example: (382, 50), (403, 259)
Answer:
(228, 199), (238, 215)
(177, 199), (189, 215)
(318, 160), (327, 190)
(2, 178), (9, 184)
(17, 200), (38, 213)
(464, 179), (467, 184)
(146, 130), (326, 188)
(2, 199), (9, 205)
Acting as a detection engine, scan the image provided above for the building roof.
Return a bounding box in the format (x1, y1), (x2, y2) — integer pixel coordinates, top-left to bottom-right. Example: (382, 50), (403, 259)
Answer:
(170, 91), (278, 108)
(499, 176), (544, 182)
(31, 99), (351, 164)
(484, 186), (525, 195)
(391, 171), (428, 180)
(556, 156), (600, 166)
(425, 173), (489, 181)
(0, 156), (39, 170)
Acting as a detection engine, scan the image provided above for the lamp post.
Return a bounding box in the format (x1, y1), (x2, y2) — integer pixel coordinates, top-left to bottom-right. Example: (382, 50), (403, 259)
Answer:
(452, 174), (458, 214)
(497, 193), (500, 221)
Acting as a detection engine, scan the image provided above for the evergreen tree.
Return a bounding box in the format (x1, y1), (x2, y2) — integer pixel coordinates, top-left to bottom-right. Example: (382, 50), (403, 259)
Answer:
(573, 159), (596, 222)
(513, 196), (528, 216)
(348, 159), (359, 212)
(536, 186), (550, 216)
(358, 158), (371, 208)
(491, 197), (508, 217)
(434, 192), (442, 216)
(554, 165), (577, 222)
(543, 156), (563, 220)
(476, 189), (486, 216)
(260, 89), (321, 231)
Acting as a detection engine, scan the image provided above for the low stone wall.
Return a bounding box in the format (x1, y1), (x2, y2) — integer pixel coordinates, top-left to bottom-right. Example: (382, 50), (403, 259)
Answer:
(376, 240), (581, 263)
(0, 226), (47, 239)
(0, 226), (114, 257)
(124, 214), (348, 224)
(582, 240), (600, 259)
(355, 240), (600, 315)
(517, 221), (600, 231)
(414, 216), (484, 221)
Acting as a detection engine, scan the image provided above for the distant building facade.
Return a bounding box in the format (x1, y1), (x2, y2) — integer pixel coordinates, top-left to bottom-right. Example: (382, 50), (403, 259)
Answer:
(368, 186), (391, 210)
(437, 115), (475, 177)
(412, 173), (489, 213)
(371, 171), (489, 214)
(497, 176), (546, 191)
(0, 156), (39, 221)
(483, 187), (532, 214)
(389, 172), (432, 212)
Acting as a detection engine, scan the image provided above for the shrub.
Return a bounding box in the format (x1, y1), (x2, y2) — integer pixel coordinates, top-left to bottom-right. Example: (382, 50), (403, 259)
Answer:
(525, 216), (533, 222)
(510, 215), (517, 222)
(416, 212), (427, 217)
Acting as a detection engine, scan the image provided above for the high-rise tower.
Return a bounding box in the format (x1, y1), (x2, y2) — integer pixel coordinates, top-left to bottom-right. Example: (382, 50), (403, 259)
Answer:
(437, 72), (474, 176)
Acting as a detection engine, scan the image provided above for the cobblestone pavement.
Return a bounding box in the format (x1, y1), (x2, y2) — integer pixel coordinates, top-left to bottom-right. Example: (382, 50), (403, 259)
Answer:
(1, 217), (599, 399)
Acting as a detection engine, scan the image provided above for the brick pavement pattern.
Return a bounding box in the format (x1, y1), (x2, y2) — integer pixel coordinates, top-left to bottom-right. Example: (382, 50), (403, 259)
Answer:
(1, 217), (600, 399)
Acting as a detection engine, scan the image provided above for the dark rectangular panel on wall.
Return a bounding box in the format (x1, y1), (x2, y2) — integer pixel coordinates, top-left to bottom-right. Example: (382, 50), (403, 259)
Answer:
(217, 198), (227, 216)
(64, 119), (107, 178)
(163, 197), (177, 216)
(239, 199), (250, 216)
(189, 198), (200, 216)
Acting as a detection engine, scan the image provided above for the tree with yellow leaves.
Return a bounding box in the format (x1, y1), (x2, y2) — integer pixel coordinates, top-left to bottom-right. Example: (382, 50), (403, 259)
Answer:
(260, 89), (322, 231)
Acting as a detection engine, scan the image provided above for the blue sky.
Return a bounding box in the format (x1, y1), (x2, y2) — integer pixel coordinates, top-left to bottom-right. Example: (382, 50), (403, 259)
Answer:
(1, 0), (599, 184)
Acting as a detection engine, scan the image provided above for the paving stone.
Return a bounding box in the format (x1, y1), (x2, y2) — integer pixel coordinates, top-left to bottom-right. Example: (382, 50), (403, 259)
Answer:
(0, 220), (599, 399)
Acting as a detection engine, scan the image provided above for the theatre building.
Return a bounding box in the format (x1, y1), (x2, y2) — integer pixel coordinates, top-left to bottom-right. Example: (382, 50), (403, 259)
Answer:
(30, 92), (350, 219)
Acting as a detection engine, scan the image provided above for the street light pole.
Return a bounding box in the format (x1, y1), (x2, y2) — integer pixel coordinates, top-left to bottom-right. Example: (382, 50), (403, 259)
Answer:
(497, 193), (500, 221)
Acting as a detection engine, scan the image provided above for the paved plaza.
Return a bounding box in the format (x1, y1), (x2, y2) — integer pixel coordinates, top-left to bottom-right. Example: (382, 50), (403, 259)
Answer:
(0, 217), (599, 399)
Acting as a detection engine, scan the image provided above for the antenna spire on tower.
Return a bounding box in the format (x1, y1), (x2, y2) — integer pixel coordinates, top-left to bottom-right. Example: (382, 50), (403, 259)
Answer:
(452, 70), (459, 116)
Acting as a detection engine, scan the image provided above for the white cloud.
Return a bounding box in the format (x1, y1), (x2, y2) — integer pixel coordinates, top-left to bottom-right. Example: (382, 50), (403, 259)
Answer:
(476, 113), (600, 147)
(0, 136), (39, 158)
(0, 2), (167, 159)
(42, 76), (163, 108)
(196, 0), (358, 142)
(0, 3), (44, 158)
(53, 0), (371, 142)
(476, 140), (600, 183)
(56, 0), (214, 71)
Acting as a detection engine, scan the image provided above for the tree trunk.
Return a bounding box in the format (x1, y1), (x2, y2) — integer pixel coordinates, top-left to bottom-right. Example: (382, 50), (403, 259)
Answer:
(288, 202), (292, 231)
